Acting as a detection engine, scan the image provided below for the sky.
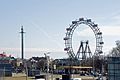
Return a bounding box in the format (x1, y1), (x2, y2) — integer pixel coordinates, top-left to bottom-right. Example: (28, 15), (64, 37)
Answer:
(0, 0), (120, 59)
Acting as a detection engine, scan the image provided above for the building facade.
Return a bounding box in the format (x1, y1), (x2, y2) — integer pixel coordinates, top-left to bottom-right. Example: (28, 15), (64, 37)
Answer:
(108, 57), (120, 80)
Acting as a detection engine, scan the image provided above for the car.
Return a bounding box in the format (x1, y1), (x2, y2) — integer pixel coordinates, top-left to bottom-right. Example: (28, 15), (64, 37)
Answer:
(35, 79), (45, 80)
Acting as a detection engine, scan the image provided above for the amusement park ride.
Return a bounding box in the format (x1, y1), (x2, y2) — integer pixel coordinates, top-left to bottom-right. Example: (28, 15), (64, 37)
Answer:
(63, 18), (104, 65)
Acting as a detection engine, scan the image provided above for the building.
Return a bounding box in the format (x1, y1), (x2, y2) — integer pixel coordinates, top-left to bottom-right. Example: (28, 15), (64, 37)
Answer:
(0, 63), (13, 76)
(108, 57), (120, 80)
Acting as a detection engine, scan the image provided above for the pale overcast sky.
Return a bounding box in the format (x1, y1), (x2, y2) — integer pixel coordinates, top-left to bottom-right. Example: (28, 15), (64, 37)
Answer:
(0, 0), (120, 59)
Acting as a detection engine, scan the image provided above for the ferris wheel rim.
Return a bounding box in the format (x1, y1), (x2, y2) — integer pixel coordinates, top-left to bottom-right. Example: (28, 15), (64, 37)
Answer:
(64, 18), (104, 59)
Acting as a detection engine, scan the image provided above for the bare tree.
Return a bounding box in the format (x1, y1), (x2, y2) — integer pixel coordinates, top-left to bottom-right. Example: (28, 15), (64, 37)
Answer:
(109, 40), (120, 57)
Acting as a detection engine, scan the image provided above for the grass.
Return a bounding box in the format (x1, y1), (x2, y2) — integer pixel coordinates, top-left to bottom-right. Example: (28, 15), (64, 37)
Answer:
(4, 76), (33, 80)
(1, 73), (33, 80)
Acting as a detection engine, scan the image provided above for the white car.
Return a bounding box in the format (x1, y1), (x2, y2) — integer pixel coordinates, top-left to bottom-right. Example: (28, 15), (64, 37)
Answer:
(59, 78), (81, 80)
(35, 79), (45, 80)
(71, 78), (81, 80)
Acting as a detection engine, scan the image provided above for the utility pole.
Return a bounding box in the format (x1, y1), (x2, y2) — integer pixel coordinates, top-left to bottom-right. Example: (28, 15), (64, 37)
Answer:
(20, 26), (25, 60)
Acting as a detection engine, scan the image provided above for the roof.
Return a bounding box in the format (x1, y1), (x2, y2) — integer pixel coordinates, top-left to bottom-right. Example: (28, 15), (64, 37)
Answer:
(58, 66), (92, 69)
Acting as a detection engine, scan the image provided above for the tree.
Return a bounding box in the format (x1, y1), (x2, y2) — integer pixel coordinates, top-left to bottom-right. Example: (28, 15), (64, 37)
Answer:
(109, 40), (120, 57)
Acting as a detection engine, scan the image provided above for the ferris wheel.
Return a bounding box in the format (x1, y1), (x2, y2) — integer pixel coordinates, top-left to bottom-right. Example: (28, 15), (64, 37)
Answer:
(64, 18), (104, 59)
